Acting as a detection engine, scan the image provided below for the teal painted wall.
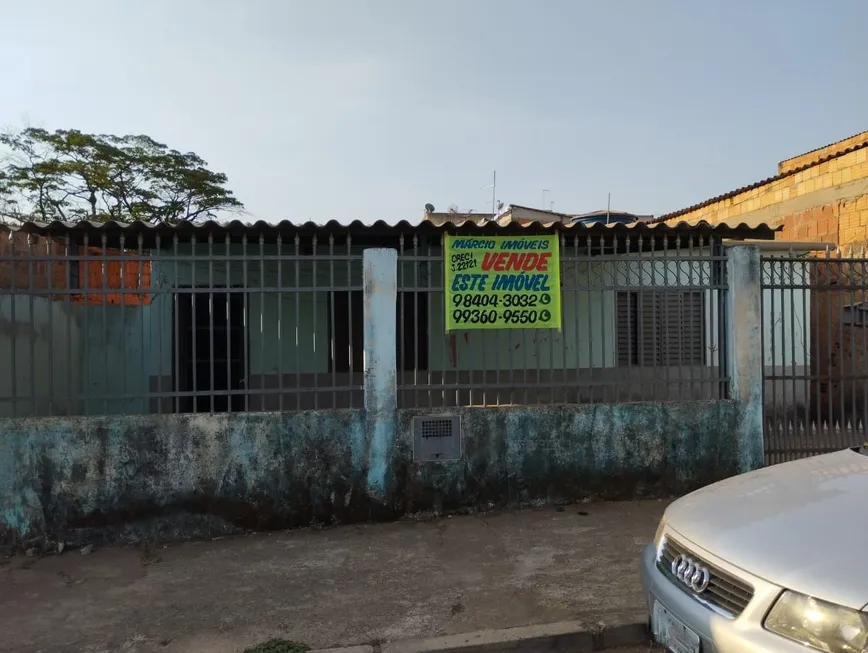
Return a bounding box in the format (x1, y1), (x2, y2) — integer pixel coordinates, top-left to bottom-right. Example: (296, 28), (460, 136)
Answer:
(0, 400), (747, 545)
(396, 401), (744, 513)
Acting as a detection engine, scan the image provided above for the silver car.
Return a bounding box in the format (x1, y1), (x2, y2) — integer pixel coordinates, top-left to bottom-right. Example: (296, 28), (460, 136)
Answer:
(640, 446), (868, 653)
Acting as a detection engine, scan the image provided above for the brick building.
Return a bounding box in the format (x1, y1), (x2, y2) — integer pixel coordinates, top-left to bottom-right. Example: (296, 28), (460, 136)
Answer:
(652, 130), (868, 249)
(655, 132), (868, 426)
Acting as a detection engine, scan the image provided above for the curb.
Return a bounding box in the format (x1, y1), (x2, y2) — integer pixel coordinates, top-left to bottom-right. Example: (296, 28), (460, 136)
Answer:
(312, 615), (650, 653)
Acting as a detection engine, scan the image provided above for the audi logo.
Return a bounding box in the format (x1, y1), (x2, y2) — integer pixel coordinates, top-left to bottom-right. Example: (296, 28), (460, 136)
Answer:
(670, 554), (711, 594)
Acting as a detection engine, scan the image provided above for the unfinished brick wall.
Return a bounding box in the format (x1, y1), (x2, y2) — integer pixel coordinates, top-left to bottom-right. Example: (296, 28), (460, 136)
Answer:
(0, 232), (151, 305)
(778, 204), (839, 244)
(0, 233), (69, 293)
(668, 145), (868, 235)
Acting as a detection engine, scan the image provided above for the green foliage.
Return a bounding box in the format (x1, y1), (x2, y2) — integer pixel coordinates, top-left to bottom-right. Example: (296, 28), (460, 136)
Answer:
(0, 127), (243, 223)
(243, 639), (311, 653)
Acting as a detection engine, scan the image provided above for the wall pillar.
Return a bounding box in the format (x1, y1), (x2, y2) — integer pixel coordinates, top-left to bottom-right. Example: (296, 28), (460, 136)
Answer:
(363, 248), (397, 502)
(726, 245), (764, 472)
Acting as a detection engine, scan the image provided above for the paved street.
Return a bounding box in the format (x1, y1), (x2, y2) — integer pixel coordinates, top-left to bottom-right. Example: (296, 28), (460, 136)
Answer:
(0, 501), (665, 653)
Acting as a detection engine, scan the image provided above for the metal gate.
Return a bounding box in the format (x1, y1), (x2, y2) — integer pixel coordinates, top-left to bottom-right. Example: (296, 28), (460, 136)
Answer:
(761, 250), (868, 463)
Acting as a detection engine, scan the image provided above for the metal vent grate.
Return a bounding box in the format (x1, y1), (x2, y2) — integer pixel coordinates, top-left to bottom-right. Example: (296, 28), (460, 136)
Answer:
(412, 415), (461, 462)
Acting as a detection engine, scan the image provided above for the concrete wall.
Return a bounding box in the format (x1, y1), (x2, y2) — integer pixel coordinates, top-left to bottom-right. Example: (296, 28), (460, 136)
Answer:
(0, 410), (369, 543)
(0, 401), (749, 545)
(396, 401), (746, 513)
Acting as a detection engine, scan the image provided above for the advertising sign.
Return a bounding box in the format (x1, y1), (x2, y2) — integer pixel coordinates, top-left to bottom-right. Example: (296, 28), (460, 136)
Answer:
(444, 234), (561, 330)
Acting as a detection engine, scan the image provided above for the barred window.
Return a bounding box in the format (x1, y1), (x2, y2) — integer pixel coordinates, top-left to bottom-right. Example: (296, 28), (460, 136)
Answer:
(617, 291), (705, 366)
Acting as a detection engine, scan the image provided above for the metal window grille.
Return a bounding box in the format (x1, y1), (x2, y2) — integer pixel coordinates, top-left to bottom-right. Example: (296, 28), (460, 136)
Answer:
(616, 291), (706, 367)
(761, 248), (868, 463)
(0, 227), (364, 417)
(396, 230), (729, 408)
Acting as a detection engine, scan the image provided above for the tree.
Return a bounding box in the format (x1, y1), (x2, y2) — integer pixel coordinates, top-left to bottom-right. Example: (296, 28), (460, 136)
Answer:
(0, 128), (243, 223)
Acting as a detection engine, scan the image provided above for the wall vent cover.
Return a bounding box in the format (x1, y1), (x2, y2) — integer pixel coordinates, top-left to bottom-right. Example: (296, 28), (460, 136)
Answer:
(412, 415), (461, 462)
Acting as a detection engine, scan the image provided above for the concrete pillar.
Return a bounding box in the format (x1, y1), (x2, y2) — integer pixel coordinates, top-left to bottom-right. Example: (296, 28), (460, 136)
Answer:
(726, 245), (764, 472)
(363, 248), (397, 501)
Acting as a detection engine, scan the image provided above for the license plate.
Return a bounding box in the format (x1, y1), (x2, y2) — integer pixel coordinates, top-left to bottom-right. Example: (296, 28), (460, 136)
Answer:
(652, 601), (701, 653)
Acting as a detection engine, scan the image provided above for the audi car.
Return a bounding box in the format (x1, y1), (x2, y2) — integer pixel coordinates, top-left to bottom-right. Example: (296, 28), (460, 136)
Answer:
(640, 445), (868, 652)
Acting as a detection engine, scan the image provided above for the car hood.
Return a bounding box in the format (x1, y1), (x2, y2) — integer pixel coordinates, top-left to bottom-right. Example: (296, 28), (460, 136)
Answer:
(665, 449), (868, 610)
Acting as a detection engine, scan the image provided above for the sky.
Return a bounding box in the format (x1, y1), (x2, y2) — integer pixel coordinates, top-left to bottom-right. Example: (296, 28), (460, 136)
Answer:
(2, 0), (868, 224)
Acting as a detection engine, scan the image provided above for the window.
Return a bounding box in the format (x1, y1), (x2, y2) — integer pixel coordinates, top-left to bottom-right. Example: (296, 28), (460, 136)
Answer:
(329, 291), (428, 373)
(617, 291), (705, 366)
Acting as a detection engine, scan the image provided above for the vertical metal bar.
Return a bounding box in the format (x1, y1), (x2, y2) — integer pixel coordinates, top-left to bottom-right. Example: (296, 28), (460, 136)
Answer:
(800, 256), (809, 457)
(225, 234), (232, 414)
(398, 234), (406, 407)
(155, 234), (163, 414)
(412, 233), (430, 408)
(770, 257), (778, 459)
(848, 257), (857, 440)
(138, 233), (146, 415)
(637, 234), (646, 401)
(28, 236), (36, 415)
(208, 234), (215, 413)
(66, 236), (74, 415)
(788, 251), (798, 453)
(440, 233), (447, 407)
(347, 232), (354, 409)
(861, 254), (868, 439)
(673, 234), (684, 401)
(825, 250), (834, 450)
(260, 233), (266, 412)
(598, 232), (607, 403)
(427, 234), (434, 408)
(662, 235), (672, 401)
(191, 235), (198, 413)
(295, 234), (301, 411)
(575, 233), (583, 403)
(82, 234), (91, 416)
(101, 234), (108, 415)
(493, 243), (499, 407)
(553, 233), (561, 404)
(687, 234), (696, 400)
(9, 232), (17, 417)
(612, 232), (621, 404)
(46, 237), (54, 416)
(312, 234), (318, 410)
(861, 256), (868, 438)
(242, 233), (249, 412)
(813, 258), (822, 455)
(172, 234), (180, 413)
(584, 233), (593, 403)
(329, 233), (337, 409)
(464, 239), (472, 408)
(277, 234), (283, 412)
(837, 252), (846, 449)
(119, 234), (127, 414)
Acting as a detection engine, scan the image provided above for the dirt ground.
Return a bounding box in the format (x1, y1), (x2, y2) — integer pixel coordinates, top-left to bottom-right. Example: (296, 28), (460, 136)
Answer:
(0, 500), (667, 653)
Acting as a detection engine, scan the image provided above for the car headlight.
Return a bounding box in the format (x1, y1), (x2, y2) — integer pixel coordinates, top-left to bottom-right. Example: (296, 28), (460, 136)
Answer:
(652, 518), (666, 550)
(764, 590), (868, 652)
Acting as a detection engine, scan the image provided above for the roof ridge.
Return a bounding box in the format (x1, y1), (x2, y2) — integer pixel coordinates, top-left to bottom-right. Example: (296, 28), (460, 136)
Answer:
(778, 130), (868, 168)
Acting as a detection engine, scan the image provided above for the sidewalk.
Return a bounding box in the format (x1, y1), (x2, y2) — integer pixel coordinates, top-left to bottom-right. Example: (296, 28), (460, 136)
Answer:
(0, 500), (667, 653)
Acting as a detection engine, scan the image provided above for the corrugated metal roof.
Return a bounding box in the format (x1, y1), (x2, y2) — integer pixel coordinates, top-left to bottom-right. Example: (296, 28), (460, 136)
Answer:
(652, 139), (868, 224)
(0, 218), (780, 240)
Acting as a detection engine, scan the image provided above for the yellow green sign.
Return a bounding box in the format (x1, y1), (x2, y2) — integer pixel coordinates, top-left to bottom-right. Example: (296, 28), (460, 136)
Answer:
(444, 234), (561, 330)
